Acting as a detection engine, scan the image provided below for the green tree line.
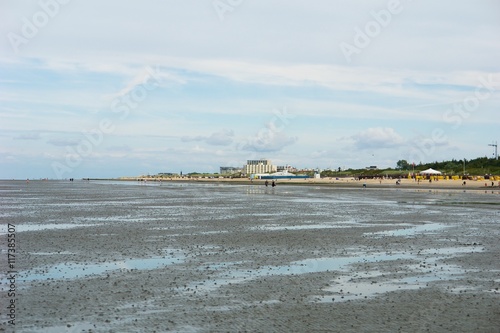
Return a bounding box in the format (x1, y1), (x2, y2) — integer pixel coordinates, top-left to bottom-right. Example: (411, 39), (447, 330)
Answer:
(396, 157), (500, 175)
(321, 157), (500, 177)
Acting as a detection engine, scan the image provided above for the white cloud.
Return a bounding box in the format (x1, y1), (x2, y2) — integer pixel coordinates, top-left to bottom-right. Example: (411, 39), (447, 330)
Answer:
(352, 127), (406, 150)
(14, 132), (42, 140)
(47, 138), (79, 147)
(205, 129), (235, 146)
(310, 150), (328, 159)
(242, 122), (297, 152)
(106, 145), (131, 152)
(181, 129), (234, 146)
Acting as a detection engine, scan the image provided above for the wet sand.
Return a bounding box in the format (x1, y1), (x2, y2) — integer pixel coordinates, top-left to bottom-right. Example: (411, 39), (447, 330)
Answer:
(1, 180), (499, 332)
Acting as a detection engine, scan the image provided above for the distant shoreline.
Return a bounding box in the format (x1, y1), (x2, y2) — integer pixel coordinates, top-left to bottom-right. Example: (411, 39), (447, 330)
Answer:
(109, 177), (500, 191)
(4, 177), (499, 191)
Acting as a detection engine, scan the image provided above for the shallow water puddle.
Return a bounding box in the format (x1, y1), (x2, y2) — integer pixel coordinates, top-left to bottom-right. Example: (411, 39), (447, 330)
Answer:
(251, 222), (358, 231)
(313, 274), (423, 303)
(187, 252), (414, 292)
(20, 250), (185, 281)
(418, 246), (483, 256)
(366, 222), (447, 237)
(314, 268), (466, 303)
(312, 246), (483, 303)
(189, 245), (483, 300)
(15, 223), (100, 232)
(251, 221), (447, 233)
(30, 251), (75, 255)
(30, 322), (96, 333)
(285, 253), (415, 275)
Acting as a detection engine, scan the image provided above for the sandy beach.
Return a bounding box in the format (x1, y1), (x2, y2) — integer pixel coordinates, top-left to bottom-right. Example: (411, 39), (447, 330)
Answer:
(128, 176), (500, 191)
(1, 180), (499, 332)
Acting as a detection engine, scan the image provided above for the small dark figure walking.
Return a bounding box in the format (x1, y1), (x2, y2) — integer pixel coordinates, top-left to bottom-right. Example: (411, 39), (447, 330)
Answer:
(265, 180), (269, 187)
(272, 180), (276, 187)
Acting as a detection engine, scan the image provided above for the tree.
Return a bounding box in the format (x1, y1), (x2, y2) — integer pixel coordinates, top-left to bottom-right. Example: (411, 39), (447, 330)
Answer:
(396, 160), (410, 170)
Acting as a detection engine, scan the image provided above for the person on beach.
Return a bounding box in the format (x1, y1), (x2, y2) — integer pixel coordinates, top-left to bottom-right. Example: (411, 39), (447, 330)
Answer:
(265, 180), (269, 187)
(272, 180), (276, 187)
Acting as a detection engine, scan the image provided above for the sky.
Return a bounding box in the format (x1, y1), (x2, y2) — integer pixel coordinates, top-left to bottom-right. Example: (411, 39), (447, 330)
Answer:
(1, 0), (499, 179)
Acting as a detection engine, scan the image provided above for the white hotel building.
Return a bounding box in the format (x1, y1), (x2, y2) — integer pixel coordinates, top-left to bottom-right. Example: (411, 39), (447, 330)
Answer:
(243, 159), (277, 175)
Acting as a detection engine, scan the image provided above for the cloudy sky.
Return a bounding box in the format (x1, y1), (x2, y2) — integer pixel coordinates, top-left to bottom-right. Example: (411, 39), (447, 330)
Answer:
(1, 0), (499, 179)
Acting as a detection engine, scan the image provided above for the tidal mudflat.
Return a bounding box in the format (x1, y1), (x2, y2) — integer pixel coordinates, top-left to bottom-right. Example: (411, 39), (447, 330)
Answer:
(1, 180), (499, 332)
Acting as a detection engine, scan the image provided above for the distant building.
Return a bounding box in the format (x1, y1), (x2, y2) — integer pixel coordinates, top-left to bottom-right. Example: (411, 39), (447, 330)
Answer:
(157, 172), (178, 177)
(259, 170), (309, 180)
(277, 165), (297, 173)
(220, 167), (242, 175)
(366, 166), (378, 170)
(244, 159), (277, 175)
